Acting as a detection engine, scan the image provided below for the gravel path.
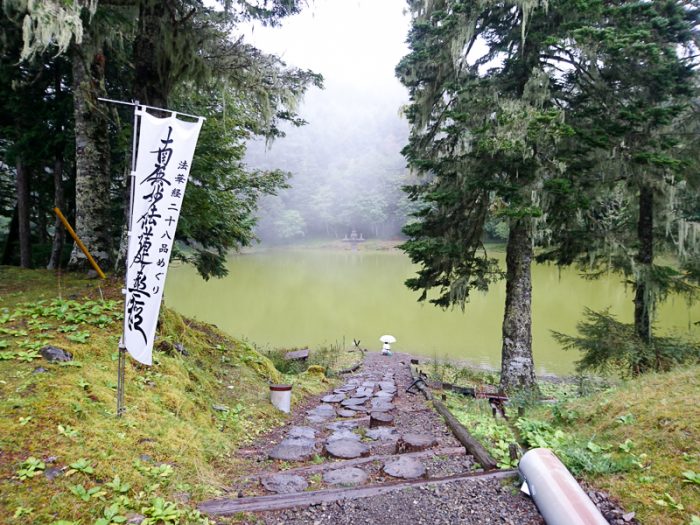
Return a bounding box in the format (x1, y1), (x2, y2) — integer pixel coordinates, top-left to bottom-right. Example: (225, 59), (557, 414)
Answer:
(202, 352), (636, 524)
(204, 352), (544, 524)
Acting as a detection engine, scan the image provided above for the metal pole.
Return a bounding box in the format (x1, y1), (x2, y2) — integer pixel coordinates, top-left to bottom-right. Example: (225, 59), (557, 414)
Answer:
(97, 97), (206, 121)
(111, 98), (141, 418)
(117, 345), (126, 416)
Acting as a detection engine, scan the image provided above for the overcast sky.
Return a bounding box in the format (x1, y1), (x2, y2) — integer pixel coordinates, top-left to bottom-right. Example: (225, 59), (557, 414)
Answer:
(240, 0), (410, 94)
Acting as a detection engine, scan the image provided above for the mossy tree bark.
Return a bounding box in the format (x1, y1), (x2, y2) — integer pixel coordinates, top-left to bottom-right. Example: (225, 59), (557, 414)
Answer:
(68, 39), (113, 271)
(500, 218), (536, 393)
(15, 157), (32, 268)
(47, 152), (66, 270)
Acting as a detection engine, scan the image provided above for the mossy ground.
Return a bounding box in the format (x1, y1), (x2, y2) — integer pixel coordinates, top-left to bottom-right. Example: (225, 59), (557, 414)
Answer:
(444, 366), (700, 525)
(0, 266), (342, 524)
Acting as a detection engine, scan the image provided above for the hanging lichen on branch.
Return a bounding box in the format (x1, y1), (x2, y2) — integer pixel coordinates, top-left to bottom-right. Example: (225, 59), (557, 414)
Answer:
(2, 0), (98, 60)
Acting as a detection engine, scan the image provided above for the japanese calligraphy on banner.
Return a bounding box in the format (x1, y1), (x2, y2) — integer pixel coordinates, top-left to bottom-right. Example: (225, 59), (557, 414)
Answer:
(123, 109), (204, 365)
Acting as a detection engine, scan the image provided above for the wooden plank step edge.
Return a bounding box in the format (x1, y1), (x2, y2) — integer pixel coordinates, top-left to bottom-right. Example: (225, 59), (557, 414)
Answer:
(199, 468), (517, 515)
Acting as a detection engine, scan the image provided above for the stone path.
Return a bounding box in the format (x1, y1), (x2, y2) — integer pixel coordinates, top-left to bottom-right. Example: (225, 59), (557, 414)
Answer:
(200, 352), (544, 524)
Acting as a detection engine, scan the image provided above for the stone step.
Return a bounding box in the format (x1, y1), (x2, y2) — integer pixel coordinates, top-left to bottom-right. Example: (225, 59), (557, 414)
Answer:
(200, 469), (517, 515)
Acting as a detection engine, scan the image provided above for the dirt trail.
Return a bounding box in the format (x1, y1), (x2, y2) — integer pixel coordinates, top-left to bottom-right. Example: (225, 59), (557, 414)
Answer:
(200, 352), (543, 524)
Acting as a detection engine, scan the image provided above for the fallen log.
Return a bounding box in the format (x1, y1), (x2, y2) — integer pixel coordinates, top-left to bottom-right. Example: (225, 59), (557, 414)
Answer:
(432, 399), (498, 471)
(406, 362), (498, 471)
(284, 348), (309, 361)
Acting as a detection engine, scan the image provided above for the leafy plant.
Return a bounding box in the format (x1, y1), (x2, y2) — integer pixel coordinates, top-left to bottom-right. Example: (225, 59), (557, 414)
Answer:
(106, 475), (131, 494)
(67, 458), (94, 475)
(95, 503), (127, 525)
(58, 424), (79, 438)
(67, 331), (90, 344)
(15, 349), (41, 361)
(618, 439), (635, 453)
(13, 506), (33, 517)
(16, 457), (45, 480)
(18, 416), (32, 426)
(654, 492), (684, 511)
(616, 413), (635, 425)
(69, 484), (106, 502)
(141, 497), (181, 524)
(683, 470), (700, 486)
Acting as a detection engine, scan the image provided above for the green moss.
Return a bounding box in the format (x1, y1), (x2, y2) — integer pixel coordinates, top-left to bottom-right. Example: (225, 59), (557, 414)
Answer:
(0, 268), (331, 524)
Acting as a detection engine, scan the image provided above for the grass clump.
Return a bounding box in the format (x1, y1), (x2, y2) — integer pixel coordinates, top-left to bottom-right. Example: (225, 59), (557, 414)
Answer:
(0, 267), (331, 524)
(446, 366), (699, 524)
(529, 366), (700, 524)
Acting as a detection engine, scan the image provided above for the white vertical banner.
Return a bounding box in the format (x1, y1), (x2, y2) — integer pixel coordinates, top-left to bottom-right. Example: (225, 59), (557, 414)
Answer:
(123, 109), (204, 365)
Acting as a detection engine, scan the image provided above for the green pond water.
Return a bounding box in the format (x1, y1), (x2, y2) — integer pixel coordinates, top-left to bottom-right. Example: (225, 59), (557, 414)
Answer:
(165, 247), (698, 376)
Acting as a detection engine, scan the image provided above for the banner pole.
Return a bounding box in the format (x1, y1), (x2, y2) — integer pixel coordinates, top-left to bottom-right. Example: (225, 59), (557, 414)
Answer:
(112, 98), (141, 418)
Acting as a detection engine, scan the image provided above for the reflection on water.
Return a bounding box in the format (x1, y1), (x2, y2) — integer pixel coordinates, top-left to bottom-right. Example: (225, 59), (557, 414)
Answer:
(165, 248), (698, 375)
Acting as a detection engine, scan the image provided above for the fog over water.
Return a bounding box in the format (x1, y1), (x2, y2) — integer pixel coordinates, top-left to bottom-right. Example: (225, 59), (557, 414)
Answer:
(240, 0), (413, 241)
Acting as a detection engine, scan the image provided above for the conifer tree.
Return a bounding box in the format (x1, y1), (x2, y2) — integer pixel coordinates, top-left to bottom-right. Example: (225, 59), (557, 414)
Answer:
(397, 0), (565, 392)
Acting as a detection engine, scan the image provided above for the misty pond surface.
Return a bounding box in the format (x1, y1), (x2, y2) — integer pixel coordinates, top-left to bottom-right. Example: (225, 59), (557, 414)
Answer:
(165, 247), (698, 376)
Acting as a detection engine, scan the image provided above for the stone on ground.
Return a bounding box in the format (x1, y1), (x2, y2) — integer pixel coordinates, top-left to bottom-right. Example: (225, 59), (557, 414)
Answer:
(268, 438), (316, 461)
(382, 456), (426, 479)
(322, 394), (346, 403)
(366, 427), (398, 441)
(342, 397), (368, 407)
(326, 429), (361, 443)
(369, 412), (394, 428)
(370, 400), (394, 412)
(323, 467), (368, 486)
(324, 439), (370, 459)
(326, 420), (360, 432)
(337, 409), (357, 418)
(261, 474), (308, 494)
(346, 405), (368, 413)
(40, 346), (73, 362)
(287, 426), (316, 440)
(396, 433), (438, 453)
(306, 404), (336, 423)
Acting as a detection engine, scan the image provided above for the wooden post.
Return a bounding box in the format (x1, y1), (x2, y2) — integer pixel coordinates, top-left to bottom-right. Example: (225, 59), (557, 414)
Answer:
(53, 207), (106, 279)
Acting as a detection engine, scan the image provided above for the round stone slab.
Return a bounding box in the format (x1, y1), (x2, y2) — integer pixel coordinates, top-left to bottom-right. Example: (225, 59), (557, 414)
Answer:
(306, 404), (336, 423)
(323, 467), (368, 486)
(326, 420), (360, 431)
(369, 402), (394, 413)
(337, 409), (357, 418)
(341, 397), (368, 407)
(287, 426), (316, 440)
(322, 393), (346, 404)
(383, 456), (426, 479)
(268, 438), (316, 461)
(325, 439), (370, 459)
(326, 429), (360, 443)
(369, 412), (394, 427)
(374, 391), (394, 399)
(262, 474), (308, 494)
(396, 433), (438, 453)
(366, 427), (398, 441)
(354, 388), (374, 398)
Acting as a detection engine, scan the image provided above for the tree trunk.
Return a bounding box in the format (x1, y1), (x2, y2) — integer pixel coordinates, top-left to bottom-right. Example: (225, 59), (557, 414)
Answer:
(68, 41), (113, 272)
(15, 157), (32, 268)
(2, 206), (19, 265)
(47, 153), (66, 269)
(634, 184), (653, 343)
(634, 184), (655, 372)
(133, 0), (170, 108)
(500, 218), (536, 393)
(114, 166), (131, 273)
